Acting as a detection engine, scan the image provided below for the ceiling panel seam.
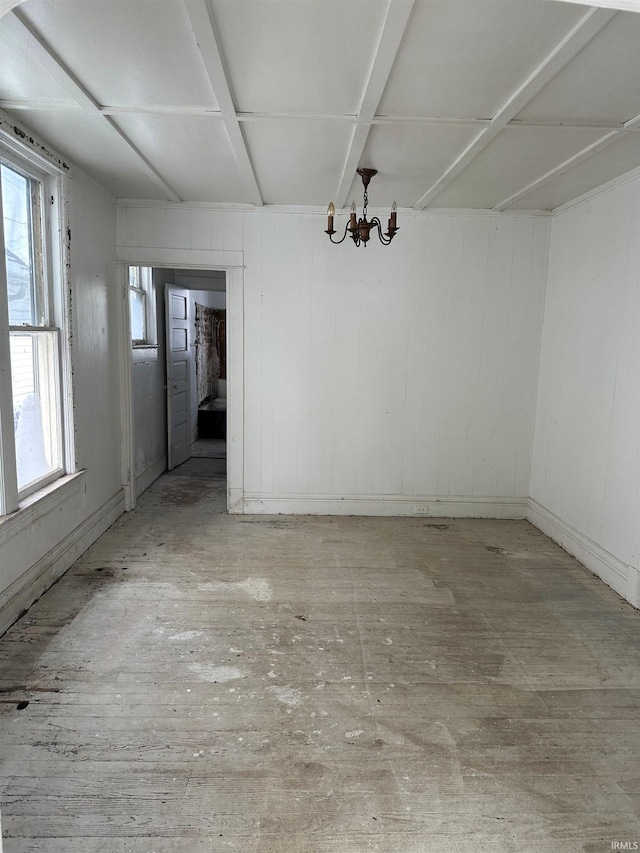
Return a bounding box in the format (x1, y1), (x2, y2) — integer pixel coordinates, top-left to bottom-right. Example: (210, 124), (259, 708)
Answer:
(413, 7), (618, 210)
(3, 8), (182, 202)
(1, 2), (635, 211)
(181, 0), (263, 207)
(1, 100), (636, 136)
(493, 112), (640, 209)
(335, 0), (415, 208)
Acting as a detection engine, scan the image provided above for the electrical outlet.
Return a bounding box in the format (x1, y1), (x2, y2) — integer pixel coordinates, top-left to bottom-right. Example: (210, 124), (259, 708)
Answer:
(414, 505), (430, 515)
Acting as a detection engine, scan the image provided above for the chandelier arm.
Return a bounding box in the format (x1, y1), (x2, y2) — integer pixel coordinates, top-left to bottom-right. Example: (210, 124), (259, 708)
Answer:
(326, 220), (352, 245)
(371, 217), (394, 245)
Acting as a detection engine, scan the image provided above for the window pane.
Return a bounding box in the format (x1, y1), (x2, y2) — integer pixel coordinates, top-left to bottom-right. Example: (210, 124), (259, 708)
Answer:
(130, 287), (146, 342)
(10, 331), (62, 491)
(2, 163), (36, 325)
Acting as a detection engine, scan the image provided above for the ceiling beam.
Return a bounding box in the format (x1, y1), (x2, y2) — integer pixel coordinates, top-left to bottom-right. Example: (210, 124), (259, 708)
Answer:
(552, 0), (640, 11)
(335, 0), (414, 208)
(493, 112), (640, 210)
(3, 98), (638, 136)
(413, 6), (617, 210)
(182, 0), (262, 207)
(3, 8), (182, 202)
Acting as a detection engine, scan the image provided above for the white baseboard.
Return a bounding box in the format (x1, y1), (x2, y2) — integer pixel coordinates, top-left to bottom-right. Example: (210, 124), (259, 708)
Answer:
(527, 498), (638, 608)
(228, 487), (244, 514)
(242, 493), (528, 518)
(0, 490), (125, 637)
(134, 455), (167, 499)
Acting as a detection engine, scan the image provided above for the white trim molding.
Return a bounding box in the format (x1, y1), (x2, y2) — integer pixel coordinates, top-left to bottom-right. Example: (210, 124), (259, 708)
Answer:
(0, 488), (125, 637)
(552, 0), (640, 11)
(527, 499), (639, 608)
(2, 10), (181, 201)
(115, 262), (135, 511)
(243, 493), (528, 519)
(551, 165), (640, 216)
(226, 266), (244, 514)
(413, 7), (616, 209)
(115, 199), (551, 217)
(0, 471), (85, 548)
(182, 0), (262, 206)
(116, 246), (243, 270)
(335, 0), (414, 208)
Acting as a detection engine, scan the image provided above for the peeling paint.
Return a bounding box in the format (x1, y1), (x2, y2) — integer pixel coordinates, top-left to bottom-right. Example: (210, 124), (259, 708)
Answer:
(5, 120), (70, 171)
(169, 630), (203, 641)
(197, 577), (273, 602)
(268, 686), (303, 709)
(188, 664), (245, 683)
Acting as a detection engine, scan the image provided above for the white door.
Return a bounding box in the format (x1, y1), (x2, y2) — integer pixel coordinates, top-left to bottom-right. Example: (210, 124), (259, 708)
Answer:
(166, 285), (191, 470)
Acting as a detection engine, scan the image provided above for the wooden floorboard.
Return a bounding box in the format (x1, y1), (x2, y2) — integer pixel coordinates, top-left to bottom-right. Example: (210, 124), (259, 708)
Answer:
(1, 457), (639, 851)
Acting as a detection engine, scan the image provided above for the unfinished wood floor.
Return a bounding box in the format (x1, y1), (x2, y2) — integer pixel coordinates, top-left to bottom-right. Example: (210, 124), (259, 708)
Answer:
(1, 459), (639, 853)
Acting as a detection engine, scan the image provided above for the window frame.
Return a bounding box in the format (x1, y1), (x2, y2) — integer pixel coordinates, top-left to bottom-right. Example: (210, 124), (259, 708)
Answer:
(0, 133), (75, 517)
(128, 265), (156, 349)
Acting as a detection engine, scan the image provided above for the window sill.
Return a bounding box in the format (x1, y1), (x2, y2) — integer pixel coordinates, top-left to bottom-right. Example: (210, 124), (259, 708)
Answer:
(0, 470), (87, 548)
(132, 344), (159, 364)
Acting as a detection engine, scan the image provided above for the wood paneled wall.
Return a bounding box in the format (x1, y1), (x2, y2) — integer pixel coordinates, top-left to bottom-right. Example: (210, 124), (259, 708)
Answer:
(117, 206), (550, 515)
(529, 176), (640, 603)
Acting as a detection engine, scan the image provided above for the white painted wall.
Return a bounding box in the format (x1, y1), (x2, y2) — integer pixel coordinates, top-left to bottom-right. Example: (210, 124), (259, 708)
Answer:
(529, 176), (640, 606)
(131, 267), (173, 497)
(190, 288), (225, 310)
(175, 271), (225, 295)
(69, 179), (122, 510)
(192, 288), (226, 311)
(1, 168), (122, 631)
(117, 206), (550, 515)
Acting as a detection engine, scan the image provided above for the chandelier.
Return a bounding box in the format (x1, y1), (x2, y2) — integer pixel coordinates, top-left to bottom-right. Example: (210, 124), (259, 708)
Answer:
(325, 168), (398, 247)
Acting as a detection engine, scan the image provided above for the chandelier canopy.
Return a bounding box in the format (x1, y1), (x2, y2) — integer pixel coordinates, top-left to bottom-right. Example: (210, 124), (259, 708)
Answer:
(325, 169), (398, 247)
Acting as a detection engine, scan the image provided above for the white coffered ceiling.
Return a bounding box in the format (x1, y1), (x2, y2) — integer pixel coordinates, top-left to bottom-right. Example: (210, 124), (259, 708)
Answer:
(0, 0), (638, 211)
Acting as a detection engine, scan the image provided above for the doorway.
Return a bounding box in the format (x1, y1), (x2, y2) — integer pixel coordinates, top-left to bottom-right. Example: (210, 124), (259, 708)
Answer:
(168, 269), (227, 470)
(116, 248), (244, 514)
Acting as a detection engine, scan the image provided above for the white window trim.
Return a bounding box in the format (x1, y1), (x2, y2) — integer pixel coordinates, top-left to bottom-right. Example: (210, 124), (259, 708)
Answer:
(0, 131), (76, 518)
(129, 265), (157, 350)
(0, 470), (86, 548)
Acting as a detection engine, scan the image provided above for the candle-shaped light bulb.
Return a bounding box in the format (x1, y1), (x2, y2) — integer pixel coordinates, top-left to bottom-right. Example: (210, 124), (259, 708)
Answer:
(327, 202), (335, 232)
(350, 201), (357, 229)
(391, 200), (397, 230)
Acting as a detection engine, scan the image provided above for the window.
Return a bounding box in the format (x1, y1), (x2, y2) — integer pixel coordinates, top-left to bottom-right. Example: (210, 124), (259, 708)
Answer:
(128, 265), (155, 347)
(0, 142), (72, 515)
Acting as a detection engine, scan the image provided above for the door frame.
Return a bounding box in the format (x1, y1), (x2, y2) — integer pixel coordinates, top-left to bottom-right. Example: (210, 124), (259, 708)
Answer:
(116, 248), (244, 514)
